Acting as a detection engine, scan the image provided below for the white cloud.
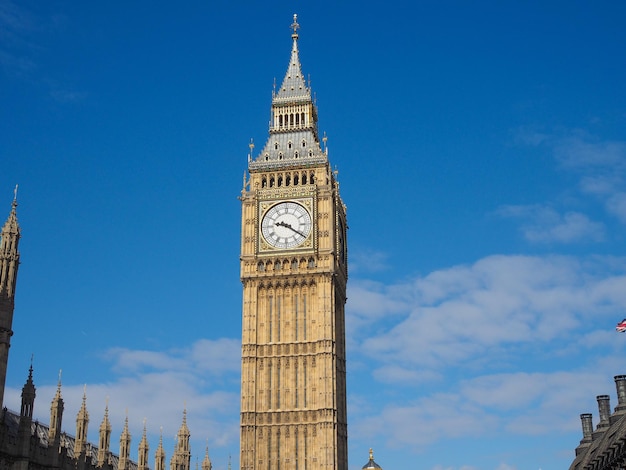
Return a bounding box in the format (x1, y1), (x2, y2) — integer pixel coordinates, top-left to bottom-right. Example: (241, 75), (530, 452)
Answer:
(350, 248), (390, 274)
(553, 134), (626, 171)
(346, 253), (626, 457)
(104, 338), (241, 376)
(606, 192), (626, 224)
(354, 255), (626, 372)
(497, 205), (605, 243)
(514, 129), (626, 227)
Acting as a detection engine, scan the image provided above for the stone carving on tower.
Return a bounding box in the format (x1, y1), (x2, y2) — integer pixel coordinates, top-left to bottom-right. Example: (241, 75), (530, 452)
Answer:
(239, 14), (348, 470)
(0, 187), (20, 408)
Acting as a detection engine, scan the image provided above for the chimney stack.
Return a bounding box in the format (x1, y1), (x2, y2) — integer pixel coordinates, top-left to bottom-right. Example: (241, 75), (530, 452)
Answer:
(597, 395), (611, 429)
(580, 413), (593, 440)
(614, 375), (626, 413)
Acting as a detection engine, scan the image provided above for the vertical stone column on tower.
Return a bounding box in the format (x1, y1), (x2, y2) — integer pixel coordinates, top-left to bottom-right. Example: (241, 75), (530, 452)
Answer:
(0, 190), (20, 408)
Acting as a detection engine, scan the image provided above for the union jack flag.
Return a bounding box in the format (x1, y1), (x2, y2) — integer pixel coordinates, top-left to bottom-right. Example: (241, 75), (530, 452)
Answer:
(616, 319), (626, 332)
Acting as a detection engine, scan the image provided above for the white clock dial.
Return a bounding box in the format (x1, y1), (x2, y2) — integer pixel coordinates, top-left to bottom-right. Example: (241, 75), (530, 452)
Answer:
(261, 201), (312, 249)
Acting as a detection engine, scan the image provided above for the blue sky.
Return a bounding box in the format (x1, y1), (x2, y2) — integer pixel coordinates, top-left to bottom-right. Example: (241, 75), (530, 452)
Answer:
(2, 1), (626, 469)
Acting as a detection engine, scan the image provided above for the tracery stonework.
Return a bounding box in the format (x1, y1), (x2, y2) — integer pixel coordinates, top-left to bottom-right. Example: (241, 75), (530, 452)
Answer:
(239, 14), (348, 470)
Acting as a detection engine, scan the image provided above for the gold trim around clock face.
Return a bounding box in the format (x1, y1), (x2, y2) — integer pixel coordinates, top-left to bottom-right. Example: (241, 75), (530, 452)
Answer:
(259, 199), (314, 252)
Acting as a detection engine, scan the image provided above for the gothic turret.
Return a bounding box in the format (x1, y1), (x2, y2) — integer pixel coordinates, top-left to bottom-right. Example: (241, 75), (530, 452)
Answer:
(0, 187), (20, 407)
(75, 387), (90, 467)
(15, 364), (36, 470)
(97, 401), (112, 467)
(155, 429), (166, 470)
(48, 373), (64, 468)
(138, 420), (149, 470)
(171, 409), (191, 470)
(201, 443), (212, 470)
(118, 414), (132, 470)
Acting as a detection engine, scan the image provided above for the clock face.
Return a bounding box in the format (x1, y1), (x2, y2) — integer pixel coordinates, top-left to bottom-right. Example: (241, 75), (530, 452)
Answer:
(261, 201), (312, 249)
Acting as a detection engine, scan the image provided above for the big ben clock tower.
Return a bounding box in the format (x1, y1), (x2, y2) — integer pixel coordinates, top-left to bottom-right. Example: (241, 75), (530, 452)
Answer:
(239, 15), (348, 470)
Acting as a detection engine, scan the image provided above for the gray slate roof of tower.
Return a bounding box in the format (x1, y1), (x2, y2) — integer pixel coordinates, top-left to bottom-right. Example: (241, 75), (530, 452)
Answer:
(249, 16), (327, 172)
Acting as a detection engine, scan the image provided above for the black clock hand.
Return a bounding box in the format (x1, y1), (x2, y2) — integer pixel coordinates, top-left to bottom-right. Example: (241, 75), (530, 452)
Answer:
(276, 221), (307, 238)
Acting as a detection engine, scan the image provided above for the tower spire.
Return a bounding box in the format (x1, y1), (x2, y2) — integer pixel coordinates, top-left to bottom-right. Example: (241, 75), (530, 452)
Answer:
(249, 14), (326, 170)
(48, 370), (64, 468)
(75, 386), (90, 460)
(138, 418), (149, 470)
(0, 189), (21, 407)
(98, 398), (112, 466)
(155, 427), (166, 470)
(15, 363), (36, 470)
(201, 441), (212, 470)
(172, 408), (191, 470)
(118, 412), (132, 470)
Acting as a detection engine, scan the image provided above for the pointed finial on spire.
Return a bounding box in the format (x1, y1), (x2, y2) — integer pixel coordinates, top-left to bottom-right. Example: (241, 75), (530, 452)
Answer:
(27, 354), (34, 382)
(369, 448), (374, 460)
(323, 132), (328, 155)
(291, 14), (300, 39)
(13, 184), (18, 206)
(55, 369), (62, 395)
(248, 138), (255, 163)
